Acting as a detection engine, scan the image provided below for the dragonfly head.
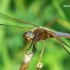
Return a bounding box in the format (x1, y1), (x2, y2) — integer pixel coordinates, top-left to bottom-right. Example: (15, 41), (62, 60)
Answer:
(23, 31), (34, 42)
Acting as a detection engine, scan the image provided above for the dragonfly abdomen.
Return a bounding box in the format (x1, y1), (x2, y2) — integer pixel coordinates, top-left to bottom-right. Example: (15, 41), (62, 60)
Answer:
(53, 32), (70, 38)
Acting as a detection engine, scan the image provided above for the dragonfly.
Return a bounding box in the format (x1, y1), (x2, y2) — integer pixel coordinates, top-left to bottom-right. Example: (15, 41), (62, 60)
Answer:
(0, 13), (70, 55)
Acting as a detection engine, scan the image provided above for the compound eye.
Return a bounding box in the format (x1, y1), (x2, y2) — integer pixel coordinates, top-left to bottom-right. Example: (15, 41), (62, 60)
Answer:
(23, 31), (34, 42)
(23, 32), (31, 42)
(23, 33), (28, 39)
(26, 37), (31, 42)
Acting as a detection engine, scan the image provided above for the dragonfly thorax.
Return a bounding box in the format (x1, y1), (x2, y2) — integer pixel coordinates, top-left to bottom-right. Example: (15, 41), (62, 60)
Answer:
(23, 31), (34, 42)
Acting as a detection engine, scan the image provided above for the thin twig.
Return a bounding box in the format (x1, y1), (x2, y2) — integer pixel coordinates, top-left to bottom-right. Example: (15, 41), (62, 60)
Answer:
(36, 41), (46, 70)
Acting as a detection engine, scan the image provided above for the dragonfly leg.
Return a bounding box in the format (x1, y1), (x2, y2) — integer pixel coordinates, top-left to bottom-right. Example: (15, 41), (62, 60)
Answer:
(32, 44), (37, 54)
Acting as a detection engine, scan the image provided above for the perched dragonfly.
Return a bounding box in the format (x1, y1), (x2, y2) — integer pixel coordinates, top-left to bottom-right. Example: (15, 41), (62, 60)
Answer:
(0, 13), (70, 55)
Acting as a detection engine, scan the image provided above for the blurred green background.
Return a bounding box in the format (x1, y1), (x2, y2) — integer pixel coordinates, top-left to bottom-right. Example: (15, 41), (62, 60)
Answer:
(0, 0), (70, 70)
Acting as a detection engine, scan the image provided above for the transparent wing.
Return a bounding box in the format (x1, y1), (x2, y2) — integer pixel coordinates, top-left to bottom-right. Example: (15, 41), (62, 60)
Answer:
(49, 31), (70, 55)
(0, 13), (38, 27)
(0, 24), (33, 33)
(52, 31), (70, 48)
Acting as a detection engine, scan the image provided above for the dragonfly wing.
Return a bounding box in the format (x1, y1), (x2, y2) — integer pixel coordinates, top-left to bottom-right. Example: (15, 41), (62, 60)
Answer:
(49, 31), (70, 55)
(0, 13), (38, 27)
(52, 31), (70, 48)
(0, 24), (33, 33)
(57, 38), (70, 48)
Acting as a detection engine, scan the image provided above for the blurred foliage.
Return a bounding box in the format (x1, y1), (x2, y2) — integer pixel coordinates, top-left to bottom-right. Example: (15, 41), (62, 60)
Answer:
(0, 0), (70, 70)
